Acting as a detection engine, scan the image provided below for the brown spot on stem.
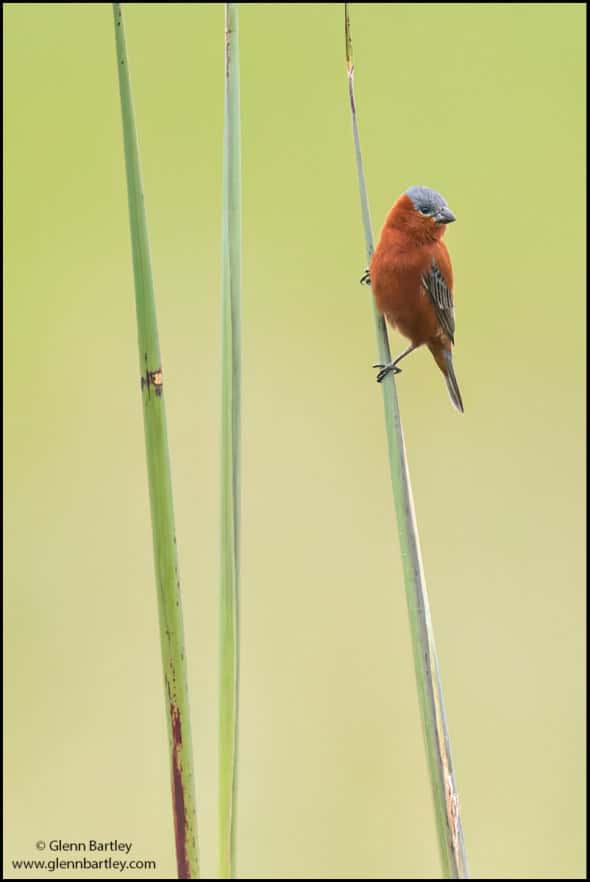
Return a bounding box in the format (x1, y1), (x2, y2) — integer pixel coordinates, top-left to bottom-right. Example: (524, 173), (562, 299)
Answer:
(446, 771), (460, 857)
(149, 370), (163, 394)
(225, 5), (232, 78)
(170, 701), (190, 879)
(140, 367), (164, 397)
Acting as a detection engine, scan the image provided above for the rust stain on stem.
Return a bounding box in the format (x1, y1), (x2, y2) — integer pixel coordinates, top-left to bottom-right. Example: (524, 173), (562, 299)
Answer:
(170, 702), (190, 879)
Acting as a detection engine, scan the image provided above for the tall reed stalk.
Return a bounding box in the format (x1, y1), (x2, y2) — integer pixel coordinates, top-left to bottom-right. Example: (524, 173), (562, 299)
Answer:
(112, 5), (200, 877)
(219, 3), (242, 878)
(344, 5), (469, 878)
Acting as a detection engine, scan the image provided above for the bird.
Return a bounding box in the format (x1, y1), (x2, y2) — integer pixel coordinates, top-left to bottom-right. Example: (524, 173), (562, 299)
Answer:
(361, 185), (464, 413)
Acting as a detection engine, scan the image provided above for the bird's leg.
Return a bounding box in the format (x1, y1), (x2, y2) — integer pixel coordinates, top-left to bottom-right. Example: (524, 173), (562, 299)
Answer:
(360, 268), (371, 286)
(373, 343), (420, 383)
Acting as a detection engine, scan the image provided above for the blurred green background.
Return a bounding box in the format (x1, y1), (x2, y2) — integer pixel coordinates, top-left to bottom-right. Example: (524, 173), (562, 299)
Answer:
(4, 3), (585, 879)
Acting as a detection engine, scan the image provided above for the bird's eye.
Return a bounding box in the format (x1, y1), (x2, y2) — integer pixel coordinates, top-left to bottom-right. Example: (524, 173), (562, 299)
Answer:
(419, 207), (430, 215)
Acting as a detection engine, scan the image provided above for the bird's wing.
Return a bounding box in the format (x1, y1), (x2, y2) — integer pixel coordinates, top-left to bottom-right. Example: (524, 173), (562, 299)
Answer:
(422, 260), (455, 343)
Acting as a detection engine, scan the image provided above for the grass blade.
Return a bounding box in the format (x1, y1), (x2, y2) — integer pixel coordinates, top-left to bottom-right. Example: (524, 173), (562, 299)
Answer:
(219, 3), (242, 878)
(344, 5), (469, 878)
(112, 5), (200, 877)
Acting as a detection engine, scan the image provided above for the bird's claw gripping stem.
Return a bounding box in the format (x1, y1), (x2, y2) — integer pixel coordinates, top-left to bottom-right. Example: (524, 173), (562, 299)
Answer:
(373, 362), (402, 383)
(360, 268), (371, 286)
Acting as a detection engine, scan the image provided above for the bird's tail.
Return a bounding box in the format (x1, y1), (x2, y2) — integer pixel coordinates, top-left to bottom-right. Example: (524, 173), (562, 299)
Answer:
(431, 347), (464, 413)
(445, 359), (464, 413)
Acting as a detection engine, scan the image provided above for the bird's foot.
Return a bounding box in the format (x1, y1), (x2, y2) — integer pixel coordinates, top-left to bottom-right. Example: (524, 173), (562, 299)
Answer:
(360, 268), (371, 286)
(373, 362), (402, 383)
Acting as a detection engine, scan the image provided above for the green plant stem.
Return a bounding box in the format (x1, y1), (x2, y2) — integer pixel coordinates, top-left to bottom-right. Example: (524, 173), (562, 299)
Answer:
(344, 5), (469, 878)
(219, 3), (241, 879)
(112, 5), (200, 878)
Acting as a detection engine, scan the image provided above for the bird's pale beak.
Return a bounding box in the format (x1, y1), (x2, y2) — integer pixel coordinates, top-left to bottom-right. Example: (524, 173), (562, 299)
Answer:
(435, 206), (456, 224)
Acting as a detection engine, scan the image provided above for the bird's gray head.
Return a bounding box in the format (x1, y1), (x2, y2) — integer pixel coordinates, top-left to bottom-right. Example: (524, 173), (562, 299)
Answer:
(406, 186), (456, 224)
